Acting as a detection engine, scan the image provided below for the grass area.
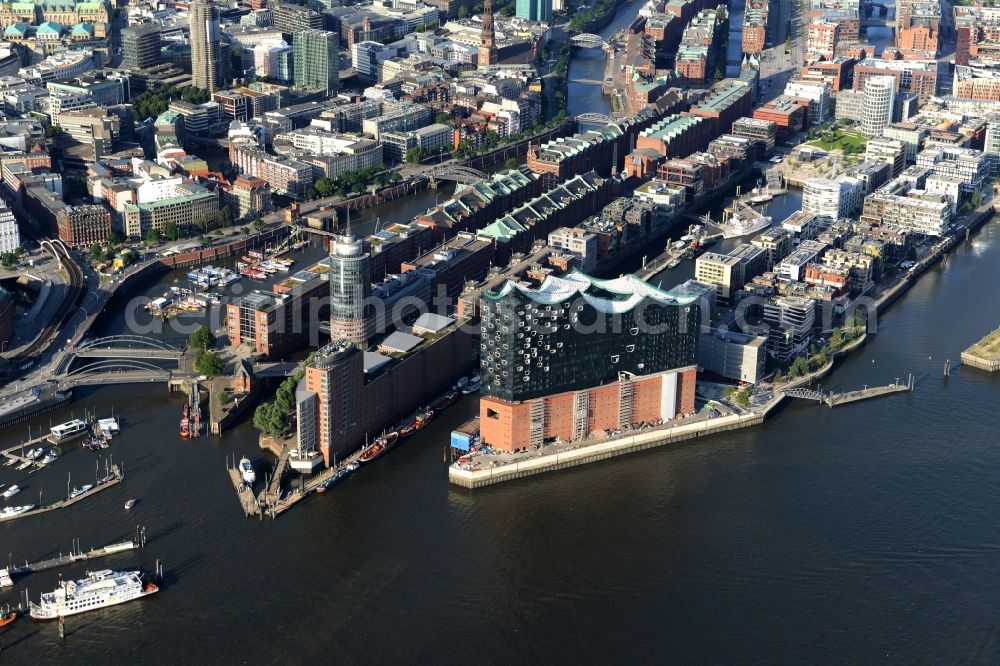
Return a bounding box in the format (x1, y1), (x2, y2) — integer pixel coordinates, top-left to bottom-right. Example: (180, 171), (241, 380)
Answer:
(968, 328), (1000, 359)
(805, 130), (868, 153)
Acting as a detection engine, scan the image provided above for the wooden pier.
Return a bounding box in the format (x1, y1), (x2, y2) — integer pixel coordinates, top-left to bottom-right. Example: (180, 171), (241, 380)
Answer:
(226, 458), (260, 517)
(260, 446), (292, 506)
(260, 449), (367, 519)
(0, 464), (125, 523)
(1, 432), (54, 469)
(10, 527), (146, 577)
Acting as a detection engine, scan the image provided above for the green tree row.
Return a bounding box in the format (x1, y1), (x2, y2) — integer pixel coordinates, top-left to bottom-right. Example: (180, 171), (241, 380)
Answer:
(253, 363), (308, 437)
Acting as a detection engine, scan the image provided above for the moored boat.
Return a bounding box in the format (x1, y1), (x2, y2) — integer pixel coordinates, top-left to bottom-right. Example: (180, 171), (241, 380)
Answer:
(358, 431), (400, 463)
(239, 458), (256, 485)
(29, 570), (159, 620)
(3, 484), (20, 498)
(125, 498), (137, 511)
(180, 403), (190, 438)
(70, 484), (93, 499)
(316, 461), (360, 492)
(49, 419), (88, 443)
(0, 569), (13, 589)
(0, 606), (16, 627)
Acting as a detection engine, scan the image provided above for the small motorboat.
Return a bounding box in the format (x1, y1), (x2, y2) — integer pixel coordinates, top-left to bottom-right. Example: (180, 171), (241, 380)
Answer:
(70, 484), (93, 499)
(40, 449), (58, 465)
(240, 458), (256, 485)
(2, 484), (20, 499)
(125, 499), (137, 511)
(0, 606), (16, 627)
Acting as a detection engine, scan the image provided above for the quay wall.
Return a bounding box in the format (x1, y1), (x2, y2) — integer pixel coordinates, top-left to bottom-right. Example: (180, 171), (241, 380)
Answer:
(449, 410), (768, 489)
(960, 350), (1000, 372)
(0, 390), (71, 429)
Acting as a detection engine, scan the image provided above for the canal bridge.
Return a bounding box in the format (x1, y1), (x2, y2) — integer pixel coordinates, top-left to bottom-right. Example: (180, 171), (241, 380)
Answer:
(570, 33), (608, 49)
(72, 335), (186, 360)
(427, 164), (488, 186)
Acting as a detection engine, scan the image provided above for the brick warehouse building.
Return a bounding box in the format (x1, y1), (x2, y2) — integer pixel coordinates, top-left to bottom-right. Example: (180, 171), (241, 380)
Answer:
(478, 272), (700, 452)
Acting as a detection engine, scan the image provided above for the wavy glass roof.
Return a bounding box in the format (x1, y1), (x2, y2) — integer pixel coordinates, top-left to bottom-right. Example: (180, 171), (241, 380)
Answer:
(485, 270), (699, 314)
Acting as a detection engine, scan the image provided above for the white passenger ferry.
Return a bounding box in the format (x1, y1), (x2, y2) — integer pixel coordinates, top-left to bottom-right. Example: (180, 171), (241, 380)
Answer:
(29, 570), (159, 620)
(49, 419), (88, 443)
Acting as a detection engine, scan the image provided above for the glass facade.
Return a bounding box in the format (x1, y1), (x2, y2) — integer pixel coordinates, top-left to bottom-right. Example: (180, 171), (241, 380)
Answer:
(480, 274), (700, 401)
(329, 236), (372, 323)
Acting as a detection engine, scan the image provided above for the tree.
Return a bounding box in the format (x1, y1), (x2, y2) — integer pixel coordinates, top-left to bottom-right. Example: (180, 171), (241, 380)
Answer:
(790, 355), (810, 378)
(45, 124), (61, 138)
(189, 324), (216, 352)
(457, 4), (468, 17)
(163, 222), (181, 241)
(218, 205), (233, 229)
(405, 147), (426, 164)
(253, 219), (266, 232)
(773, 370), (784, 385)
(314, 177), (335, 198)
(435, 112), (451, 125)
(217, 390), (232, 406)
(65, 176), (88, 202)
(734, 388), (751, 410)
(107, 232), (123, 246)
(970, 188), (983, 208)
(89, 243), (104, 262)
(253, 403), (284, 437)
(195, 213), (214, 234)
(504, 158), (519, 170)
(144, 228), (161, 245)
(195, 350), (225, 378)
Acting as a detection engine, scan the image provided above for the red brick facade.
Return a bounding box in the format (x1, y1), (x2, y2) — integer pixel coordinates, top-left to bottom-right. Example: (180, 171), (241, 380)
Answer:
(479, 367), (698, 452)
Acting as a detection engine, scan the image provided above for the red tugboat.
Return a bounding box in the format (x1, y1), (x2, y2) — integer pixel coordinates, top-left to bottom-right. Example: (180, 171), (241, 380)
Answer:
(0, 606), (16, 627)
(358, 431), (399, 464)
(399, 410), (433, 439)
(179, 403), (190, 439)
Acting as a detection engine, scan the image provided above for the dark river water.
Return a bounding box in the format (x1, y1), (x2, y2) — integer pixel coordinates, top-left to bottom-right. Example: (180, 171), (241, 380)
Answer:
(4, 212), (1000, 663)
(3, 14), (1000, 662)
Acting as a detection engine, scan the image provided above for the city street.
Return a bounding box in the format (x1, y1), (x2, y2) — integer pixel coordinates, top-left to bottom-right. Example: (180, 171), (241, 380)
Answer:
(756, 0), (805, 106)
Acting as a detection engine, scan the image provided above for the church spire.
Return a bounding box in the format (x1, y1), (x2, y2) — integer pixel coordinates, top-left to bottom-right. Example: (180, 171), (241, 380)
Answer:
(479, 0), (497, 69)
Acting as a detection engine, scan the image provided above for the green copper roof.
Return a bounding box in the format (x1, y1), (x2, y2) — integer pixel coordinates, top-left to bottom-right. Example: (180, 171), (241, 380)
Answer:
(3, 23), (28, 37)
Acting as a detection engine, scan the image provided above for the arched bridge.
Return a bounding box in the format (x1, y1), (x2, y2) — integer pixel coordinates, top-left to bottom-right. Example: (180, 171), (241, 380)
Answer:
(73, 335), (186, 360)
(429, 165), (488, 183)
(64, 359), (175, 378)
(570, 34), (607, 49)
(576, 112), (613, 125)
(783, 387), (826, 403)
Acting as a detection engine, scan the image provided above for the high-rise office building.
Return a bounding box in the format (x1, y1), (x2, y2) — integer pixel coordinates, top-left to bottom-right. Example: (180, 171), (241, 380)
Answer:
(861, 75), (895, 138)
(478, 272), (701, 452)
(515, 0), (552, 23)
(122, 23), (162, 71)
(190, 0), (226, 92)
(329, 232), (374, 346)
(293, 29), (339, 96)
